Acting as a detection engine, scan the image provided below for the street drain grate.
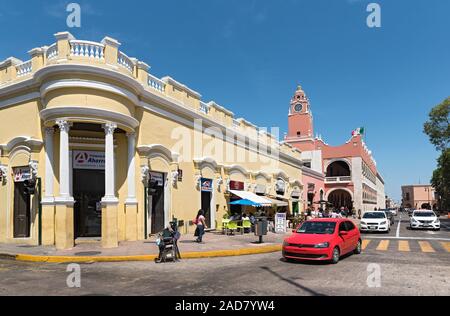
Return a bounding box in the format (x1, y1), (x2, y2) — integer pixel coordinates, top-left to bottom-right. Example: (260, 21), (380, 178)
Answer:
(74, 251), (102, 256)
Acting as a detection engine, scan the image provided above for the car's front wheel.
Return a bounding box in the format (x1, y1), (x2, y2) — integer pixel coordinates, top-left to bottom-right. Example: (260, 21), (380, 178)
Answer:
(354, 240), (362, 255)
(331, 247), (340, 264)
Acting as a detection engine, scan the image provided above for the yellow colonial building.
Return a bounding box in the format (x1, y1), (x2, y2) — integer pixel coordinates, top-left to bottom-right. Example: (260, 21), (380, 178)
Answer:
(0, 32), (304, 249)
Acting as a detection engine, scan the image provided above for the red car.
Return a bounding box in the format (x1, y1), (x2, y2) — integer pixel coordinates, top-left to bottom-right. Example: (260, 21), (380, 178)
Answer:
(282, 218), (362, 264)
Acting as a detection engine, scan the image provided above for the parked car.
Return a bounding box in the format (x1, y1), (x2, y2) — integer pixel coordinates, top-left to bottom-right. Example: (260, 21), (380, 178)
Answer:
(360, 211), (390, 233)
(389, 208), (398, 216)
(410, 210), (440, 231)
(282, 219), (361, 264)
(382, 210), (395, 226)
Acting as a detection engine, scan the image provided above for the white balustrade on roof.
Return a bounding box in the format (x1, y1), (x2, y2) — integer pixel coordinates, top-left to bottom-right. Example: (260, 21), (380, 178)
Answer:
(147, 74), (166, 93)
(118, 51), (134, 72)
(16, 60), (32, 77)
(70, 40), (105, 60)
(46, 43), (58, 60)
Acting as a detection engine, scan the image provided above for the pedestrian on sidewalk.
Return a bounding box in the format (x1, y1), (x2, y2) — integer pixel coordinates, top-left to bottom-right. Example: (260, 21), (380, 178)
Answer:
(194, 209), (207, 243)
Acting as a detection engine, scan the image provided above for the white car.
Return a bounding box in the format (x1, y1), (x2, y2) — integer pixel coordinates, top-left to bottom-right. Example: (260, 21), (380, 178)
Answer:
(389, 208), (398, 216)
(360, 211), (390, 233)
(410, 210), (440, 231)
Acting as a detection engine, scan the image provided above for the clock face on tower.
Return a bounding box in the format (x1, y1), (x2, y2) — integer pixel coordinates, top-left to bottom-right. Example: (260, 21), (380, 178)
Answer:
(294, 103), (303, 112)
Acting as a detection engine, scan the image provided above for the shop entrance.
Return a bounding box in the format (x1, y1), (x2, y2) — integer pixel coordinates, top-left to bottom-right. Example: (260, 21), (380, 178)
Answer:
(74, 169), (105, 238)
(200, 178), (213, 228)
(148, 172), (165, 234)
(13, 181), (31, 238)
(201, 191), (212, 228)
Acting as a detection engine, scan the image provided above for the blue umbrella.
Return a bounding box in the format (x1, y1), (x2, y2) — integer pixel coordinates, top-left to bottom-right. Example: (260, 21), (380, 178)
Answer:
(230, 199), (261, 207)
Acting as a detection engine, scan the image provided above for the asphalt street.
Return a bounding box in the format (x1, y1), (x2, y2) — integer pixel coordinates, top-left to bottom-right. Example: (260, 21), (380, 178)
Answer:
(0, 213), (448, 296)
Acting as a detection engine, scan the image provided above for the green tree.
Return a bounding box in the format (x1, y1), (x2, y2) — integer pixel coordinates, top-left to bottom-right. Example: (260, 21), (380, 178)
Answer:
(424, 97), (450, 212)
(424, 97), (450, 151)
(431, 149), (450, 211)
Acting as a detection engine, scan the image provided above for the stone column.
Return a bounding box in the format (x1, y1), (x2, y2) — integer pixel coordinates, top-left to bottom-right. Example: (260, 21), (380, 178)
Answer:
(101, 123), (119, 248)
(41, 127), (56, 246)
(125, 132), (138, 241)
(54, 120), (74, 250)
(43, 128), (55, 202)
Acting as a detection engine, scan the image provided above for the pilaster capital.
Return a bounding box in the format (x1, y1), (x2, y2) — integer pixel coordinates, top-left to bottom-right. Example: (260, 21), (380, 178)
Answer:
(56, 120), (72, 133)
(103, 122), (117, 135)
(45, 127), (55, 136)
(126, 131), (136, 138)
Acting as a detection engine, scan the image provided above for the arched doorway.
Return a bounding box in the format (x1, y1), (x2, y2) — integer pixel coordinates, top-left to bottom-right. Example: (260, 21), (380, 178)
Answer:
(328, 189), (353, 210)
(326, 161), (351, 177)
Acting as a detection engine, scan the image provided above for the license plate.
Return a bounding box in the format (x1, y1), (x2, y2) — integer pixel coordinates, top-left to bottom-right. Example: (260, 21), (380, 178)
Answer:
(369, 226), (376, 230)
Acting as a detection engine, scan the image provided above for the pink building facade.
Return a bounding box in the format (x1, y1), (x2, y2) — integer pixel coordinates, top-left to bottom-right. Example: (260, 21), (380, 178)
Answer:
(285, 86), (386, 213)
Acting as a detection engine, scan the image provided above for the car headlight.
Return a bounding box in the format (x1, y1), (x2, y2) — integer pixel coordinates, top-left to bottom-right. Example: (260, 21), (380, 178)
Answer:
(361, 221), (367, 225)
(411, 218), (418, 223)
(283, 241), (290, 247)
(314, 242), (330, 249)
(434, 219), (440, 224)
(380, 221), (387, 225)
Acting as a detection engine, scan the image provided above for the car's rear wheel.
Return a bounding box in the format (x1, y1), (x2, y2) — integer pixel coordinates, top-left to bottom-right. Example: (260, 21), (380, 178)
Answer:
(331, 247), (340, 264)
(354, 240), (362, 254)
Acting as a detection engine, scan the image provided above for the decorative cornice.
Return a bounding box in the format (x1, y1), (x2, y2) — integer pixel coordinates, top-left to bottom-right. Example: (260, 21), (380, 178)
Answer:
(1, 64), (303, 169)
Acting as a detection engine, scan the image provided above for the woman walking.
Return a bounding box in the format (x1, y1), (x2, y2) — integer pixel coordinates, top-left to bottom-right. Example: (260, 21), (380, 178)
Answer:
(194, 209), (207, 243)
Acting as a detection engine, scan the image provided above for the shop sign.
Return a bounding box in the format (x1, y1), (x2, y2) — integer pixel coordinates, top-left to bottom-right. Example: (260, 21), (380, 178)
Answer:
(73, 151), (105, 170)
(275, 213), (287, 234)
(229, 180), (244, 191)
(201, 178), (213, 192)
(308, 183), (315, 193)
(275, 179), (286, 194)
(13, 167), (32, 183)
(177, 169), (183, 182)
(150, 172), (164, 187)
(291, 189), (302, 199)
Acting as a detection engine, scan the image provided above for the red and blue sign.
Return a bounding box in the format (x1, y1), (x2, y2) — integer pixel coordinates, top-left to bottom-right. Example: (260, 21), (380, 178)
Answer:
(201, 178), (213, 192)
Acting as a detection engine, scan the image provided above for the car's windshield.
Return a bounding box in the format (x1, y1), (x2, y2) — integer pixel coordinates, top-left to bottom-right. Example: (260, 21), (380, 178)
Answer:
(414, 212), (435, 217)
(297, 222), (336, 235)
(363, 212), (386, 219)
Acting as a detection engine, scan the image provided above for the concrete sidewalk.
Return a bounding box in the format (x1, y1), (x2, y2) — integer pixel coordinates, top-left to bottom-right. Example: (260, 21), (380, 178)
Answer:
(0, 231), (287, 263)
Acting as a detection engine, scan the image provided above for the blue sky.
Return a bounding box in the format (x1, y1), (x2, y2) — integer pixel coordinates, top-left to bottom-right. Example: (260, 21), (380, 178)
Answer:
(1, 0), (449, 201)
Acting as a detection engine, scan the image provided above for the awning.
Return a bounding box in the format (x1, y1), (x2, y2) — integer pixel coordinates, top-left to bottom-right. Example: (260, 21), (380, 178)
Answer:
(265, 197), (289, 207)
(230, 199), (261, 207)
(229, 190), (272, 207)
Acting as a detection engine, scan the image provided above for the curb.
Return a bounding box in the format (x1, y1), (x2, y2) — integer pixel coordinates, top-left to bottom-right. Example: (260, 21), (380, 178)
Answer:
(1, 245), (282, 264)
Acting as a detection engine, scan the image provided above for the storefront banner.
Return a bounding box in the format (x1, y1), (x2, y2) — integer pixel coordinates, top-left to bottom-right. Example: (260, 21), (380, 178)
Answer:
(150, 172), (164, 187)
(201, 178), (213, 192)
(275, 213), (287, 234)
(73, 151), (105, 170)
(229, 181), (244, 191)
(13, 167), (32, 183)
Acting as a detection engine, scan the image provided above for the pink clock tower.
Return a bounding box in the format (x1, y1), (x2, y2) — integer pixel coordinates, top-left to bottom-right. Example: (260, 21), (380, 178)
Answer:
(286, 85), (316, 151)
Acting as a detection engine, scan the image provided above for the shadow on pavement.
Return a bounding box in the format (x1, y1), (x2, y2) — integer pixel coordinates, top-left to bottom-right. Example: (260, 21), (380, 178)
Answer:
(259, 266), (326, 296)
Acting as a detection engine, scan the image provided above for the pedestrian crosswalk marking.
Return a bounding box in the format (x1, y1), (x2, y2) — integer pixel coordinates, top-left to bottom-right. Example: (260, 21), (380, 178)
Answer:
(376, 240), (389, 251)
(362, 239), (449, 253)
(418, 241), (435, 253)
(440, 242), (450, 253)
(362, 240), (371, 250)
(398, 240), (410, 252)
